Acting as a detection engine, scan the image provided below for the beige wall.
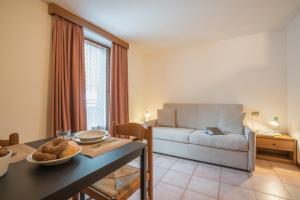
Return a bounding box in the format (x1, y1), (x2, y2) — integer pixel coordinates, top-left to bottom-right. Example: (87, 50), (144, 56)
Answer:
(287, 12), (300, 162)
(128, 44), (146, 122)
(0, 0), (146, 142)
(0, 0), (51, 142)
(0, 0), (296, 149)
(143, 32), (287, 132)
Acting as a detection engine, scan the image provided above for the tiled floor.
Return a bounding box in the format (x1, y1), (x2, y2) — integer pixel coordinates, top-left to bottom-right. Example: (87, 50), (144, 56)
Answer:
(128, 153), (300, 200)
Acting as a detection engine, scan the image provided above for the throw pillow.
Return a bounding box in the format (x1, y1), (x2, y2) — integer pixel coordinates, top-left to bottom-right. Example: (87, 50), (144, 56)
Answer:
(157, 109), (176, 127)
(218, 112), (245, 134)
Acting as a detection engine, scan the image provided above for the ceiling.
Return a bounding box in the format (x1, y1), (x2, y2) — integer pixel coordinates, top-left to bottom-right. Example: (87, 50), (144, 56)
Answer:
(45, 0), (300, 51)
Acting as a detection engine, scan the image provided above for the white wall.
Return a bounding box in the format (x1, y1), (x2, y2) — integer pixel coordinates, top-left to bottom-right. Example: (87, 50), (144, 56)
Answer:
(143, 32), (287, 131)
(0, 0), (51, 142)
(287, 12), (300, 162)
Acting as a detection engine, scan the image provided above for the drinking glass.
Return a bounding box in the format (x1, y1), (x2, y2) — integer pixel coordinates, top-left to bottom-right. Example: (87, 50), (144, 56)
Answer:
(56, 129), (71, 139)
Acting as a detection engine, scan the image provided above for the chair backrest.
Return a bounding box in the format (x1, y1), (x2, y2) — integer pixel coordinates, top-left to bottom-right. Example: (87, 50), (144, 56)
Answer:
(112, 122), (153, 200)
(0, 133), (19, 147)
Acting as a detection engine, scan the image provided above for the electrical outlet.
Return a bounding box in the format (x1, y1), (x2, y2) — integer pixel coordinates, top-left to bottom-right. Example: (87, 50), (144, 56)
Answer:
(251, 111), (259, 116)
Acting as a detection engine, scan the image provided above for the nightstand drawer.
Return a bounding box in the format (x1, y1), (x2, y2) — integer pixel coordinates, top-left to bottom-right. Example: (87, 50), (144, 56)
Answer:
(257, 138), (294, 151)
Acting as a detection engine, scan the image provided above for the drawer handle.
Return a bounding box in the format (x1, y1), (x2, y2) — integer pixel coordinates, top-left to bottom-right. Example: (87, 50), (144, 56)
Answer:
(272, 143), (276, 146)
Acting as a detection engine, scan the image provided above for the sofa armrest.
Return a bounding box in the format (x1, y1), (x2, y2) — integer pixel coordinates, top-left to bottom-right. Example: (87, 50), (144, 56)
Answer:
(245, 126), (256, 171)
(144, 119), (157, 127)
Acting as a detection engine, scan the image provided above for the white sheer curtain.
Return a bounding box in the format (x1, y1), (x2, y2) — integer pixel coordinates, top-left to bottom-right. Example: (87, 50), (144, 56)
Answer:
(84, 40), (108, 130)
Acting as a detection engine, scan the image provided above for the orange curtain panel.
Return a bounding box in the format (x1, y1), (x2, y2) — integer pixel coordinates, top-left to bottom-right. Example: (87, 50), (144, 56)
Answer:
(109, 43), (129, 133)
(49, 15), (87, 136)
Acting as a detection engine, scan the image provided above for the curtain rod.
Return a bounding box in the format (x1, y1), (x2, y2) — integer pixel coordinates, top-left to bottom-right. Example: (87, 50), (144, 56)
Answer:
(48, 3), (129, 49)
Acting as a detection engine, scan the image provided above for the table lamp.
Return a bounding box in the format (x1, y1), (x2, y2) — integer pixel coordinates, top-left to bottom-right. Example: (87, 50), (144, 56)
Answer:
(144, 111), (150, 122)
(269, 116), (280, 134)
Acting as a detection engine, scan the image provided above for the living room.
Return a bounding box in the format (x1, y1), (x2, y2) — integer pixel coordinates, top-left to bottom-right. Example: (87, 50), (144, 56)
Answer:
(0, 0), (300, 200)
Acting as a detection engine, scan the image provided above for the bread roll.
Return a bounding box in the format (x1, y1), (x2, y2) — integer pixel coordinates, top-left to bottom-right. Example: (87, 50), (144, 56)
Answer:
(32, 151), (57, 161)
(0, 147), (9, 157)
(42, 140), (68, 154)
(51, 137), (67, 145)
(59, 141), (78, 158)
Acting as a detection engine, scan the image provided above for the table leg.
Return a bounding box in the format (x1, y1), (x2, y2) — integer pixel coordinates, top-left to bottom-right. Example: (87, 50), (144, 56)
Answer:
(140, 146), (147, 200)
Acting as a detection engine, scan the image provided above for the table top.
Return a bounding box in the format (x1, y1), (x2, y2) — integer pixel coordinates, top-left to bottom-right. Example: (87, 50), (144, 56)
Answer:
(256, 133), (296, 141)
(0, 138), (145, 200)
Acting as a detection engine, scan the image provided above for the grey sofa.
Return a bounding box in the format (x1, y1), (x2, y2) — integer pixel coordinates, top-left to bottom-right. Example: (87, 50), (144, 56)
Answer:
(146, 103), (256, 171)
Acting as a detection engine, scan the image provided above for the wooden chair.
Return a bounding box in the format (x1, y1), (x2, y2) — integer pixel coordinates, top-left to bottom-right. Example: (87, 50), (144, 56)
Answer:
(82, 122), (153, 200)
(0, 133), (19, 147)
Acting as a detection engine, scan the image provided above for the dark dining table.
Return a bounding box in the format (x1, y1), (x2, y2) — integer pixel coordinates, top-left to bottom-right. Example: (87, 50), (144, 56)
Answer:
(0, 138), (147, 200)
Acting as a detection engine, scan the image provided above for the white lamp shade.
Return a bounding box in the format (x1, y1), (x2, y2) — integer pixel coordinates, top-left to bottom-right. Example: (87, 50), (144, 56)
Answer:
(144, 111), (150, 122)
(269, 117), (279, 127)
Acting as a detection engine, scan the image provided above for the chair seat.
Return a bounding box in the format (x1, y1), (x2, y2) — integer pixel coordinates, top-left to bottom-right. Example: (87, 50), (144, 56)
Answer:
(91, 165), (140, 199)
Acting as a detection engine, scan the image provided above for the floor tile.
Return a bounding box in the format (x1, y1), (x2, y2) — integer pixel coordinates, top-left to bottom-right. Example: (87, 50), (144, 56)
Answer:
(254, 191), (289, 200)
(256, 159), (272, 168)
(270, 161), (299, 170)
(194, 164), (221, 181)
(161, 169), (192, 188)
(128, 160), (140, 168)
(153, 166), (169, 180)
(154, 182), (184, 200)
(182, 190), (217, 200)
(159, 154), (179, 160)
(187, 176), (219, 198)
(198, 162), (221, 169)
(220, 169), (252, 189)
(272, 163), (300, 176)
(153, 153), (161, 160)
(172, 159), (197, 174)
(252, 170), (281, 182)
(128, 189), (140, 200)
(278, 173), (300, 187)
(254, 166), (277, 175)
(222, 166), (250, 175)
(219, 183), (255, 200)
(154, 155), (177, 169)
(285, 184), (300, 200)
(251, 176), (292, 199)
(148, 154), (300, 200)
(275, 168), (300, 177)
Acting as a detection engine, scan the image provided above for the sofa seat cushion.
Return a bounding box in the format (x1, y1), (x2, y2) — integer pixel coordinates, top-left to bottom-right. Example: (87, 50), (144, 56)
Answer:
(153, 127), (194, 143)
(189, 130), (248, 151)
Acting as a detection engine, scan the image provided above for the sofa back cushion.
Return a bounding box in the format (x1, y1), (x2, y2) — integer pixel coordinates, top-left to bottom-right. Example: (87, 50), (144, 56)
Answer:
(218, 112), (245, 134)
(163, 103), (243, 130)
(157, 109), (176, 127)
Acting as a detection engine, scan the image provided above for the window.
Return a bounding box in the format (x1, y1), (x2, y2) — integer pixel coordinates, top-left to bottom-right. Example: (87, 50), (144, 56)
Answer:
(84, 39), (109, 130)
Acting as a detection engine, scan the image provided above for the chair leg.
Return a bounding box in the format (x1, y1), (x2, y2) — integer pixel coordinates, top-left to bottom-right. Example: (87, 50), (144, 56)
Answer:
(80, 192), (85, 200)
(72, 194), (79, 200)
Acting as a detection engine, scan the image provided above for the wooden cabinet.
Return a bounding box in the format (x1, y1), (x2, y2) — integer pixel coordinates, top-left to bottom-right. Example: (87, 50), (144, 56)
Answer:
(256, 134), (297, 165)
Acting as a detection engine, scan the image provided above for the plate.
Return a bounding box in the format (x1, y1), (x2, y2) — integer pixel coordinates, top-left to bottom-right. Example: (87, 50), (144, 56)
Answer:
(75, 130), (108, 141)
(72, 135), (110, 144)
(26, 142), (82, 166)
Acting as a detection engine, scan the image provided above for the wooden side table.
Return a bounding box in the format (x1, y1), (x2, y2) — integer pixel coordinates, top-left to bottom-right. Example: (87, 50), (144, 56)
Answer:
(256, 134), (297, 165)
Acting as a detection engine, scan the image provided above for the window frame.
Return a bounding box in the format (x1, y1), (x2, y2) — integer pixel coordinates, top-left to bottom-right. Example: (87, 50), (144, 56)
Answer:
(84, 38), (111, 130)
